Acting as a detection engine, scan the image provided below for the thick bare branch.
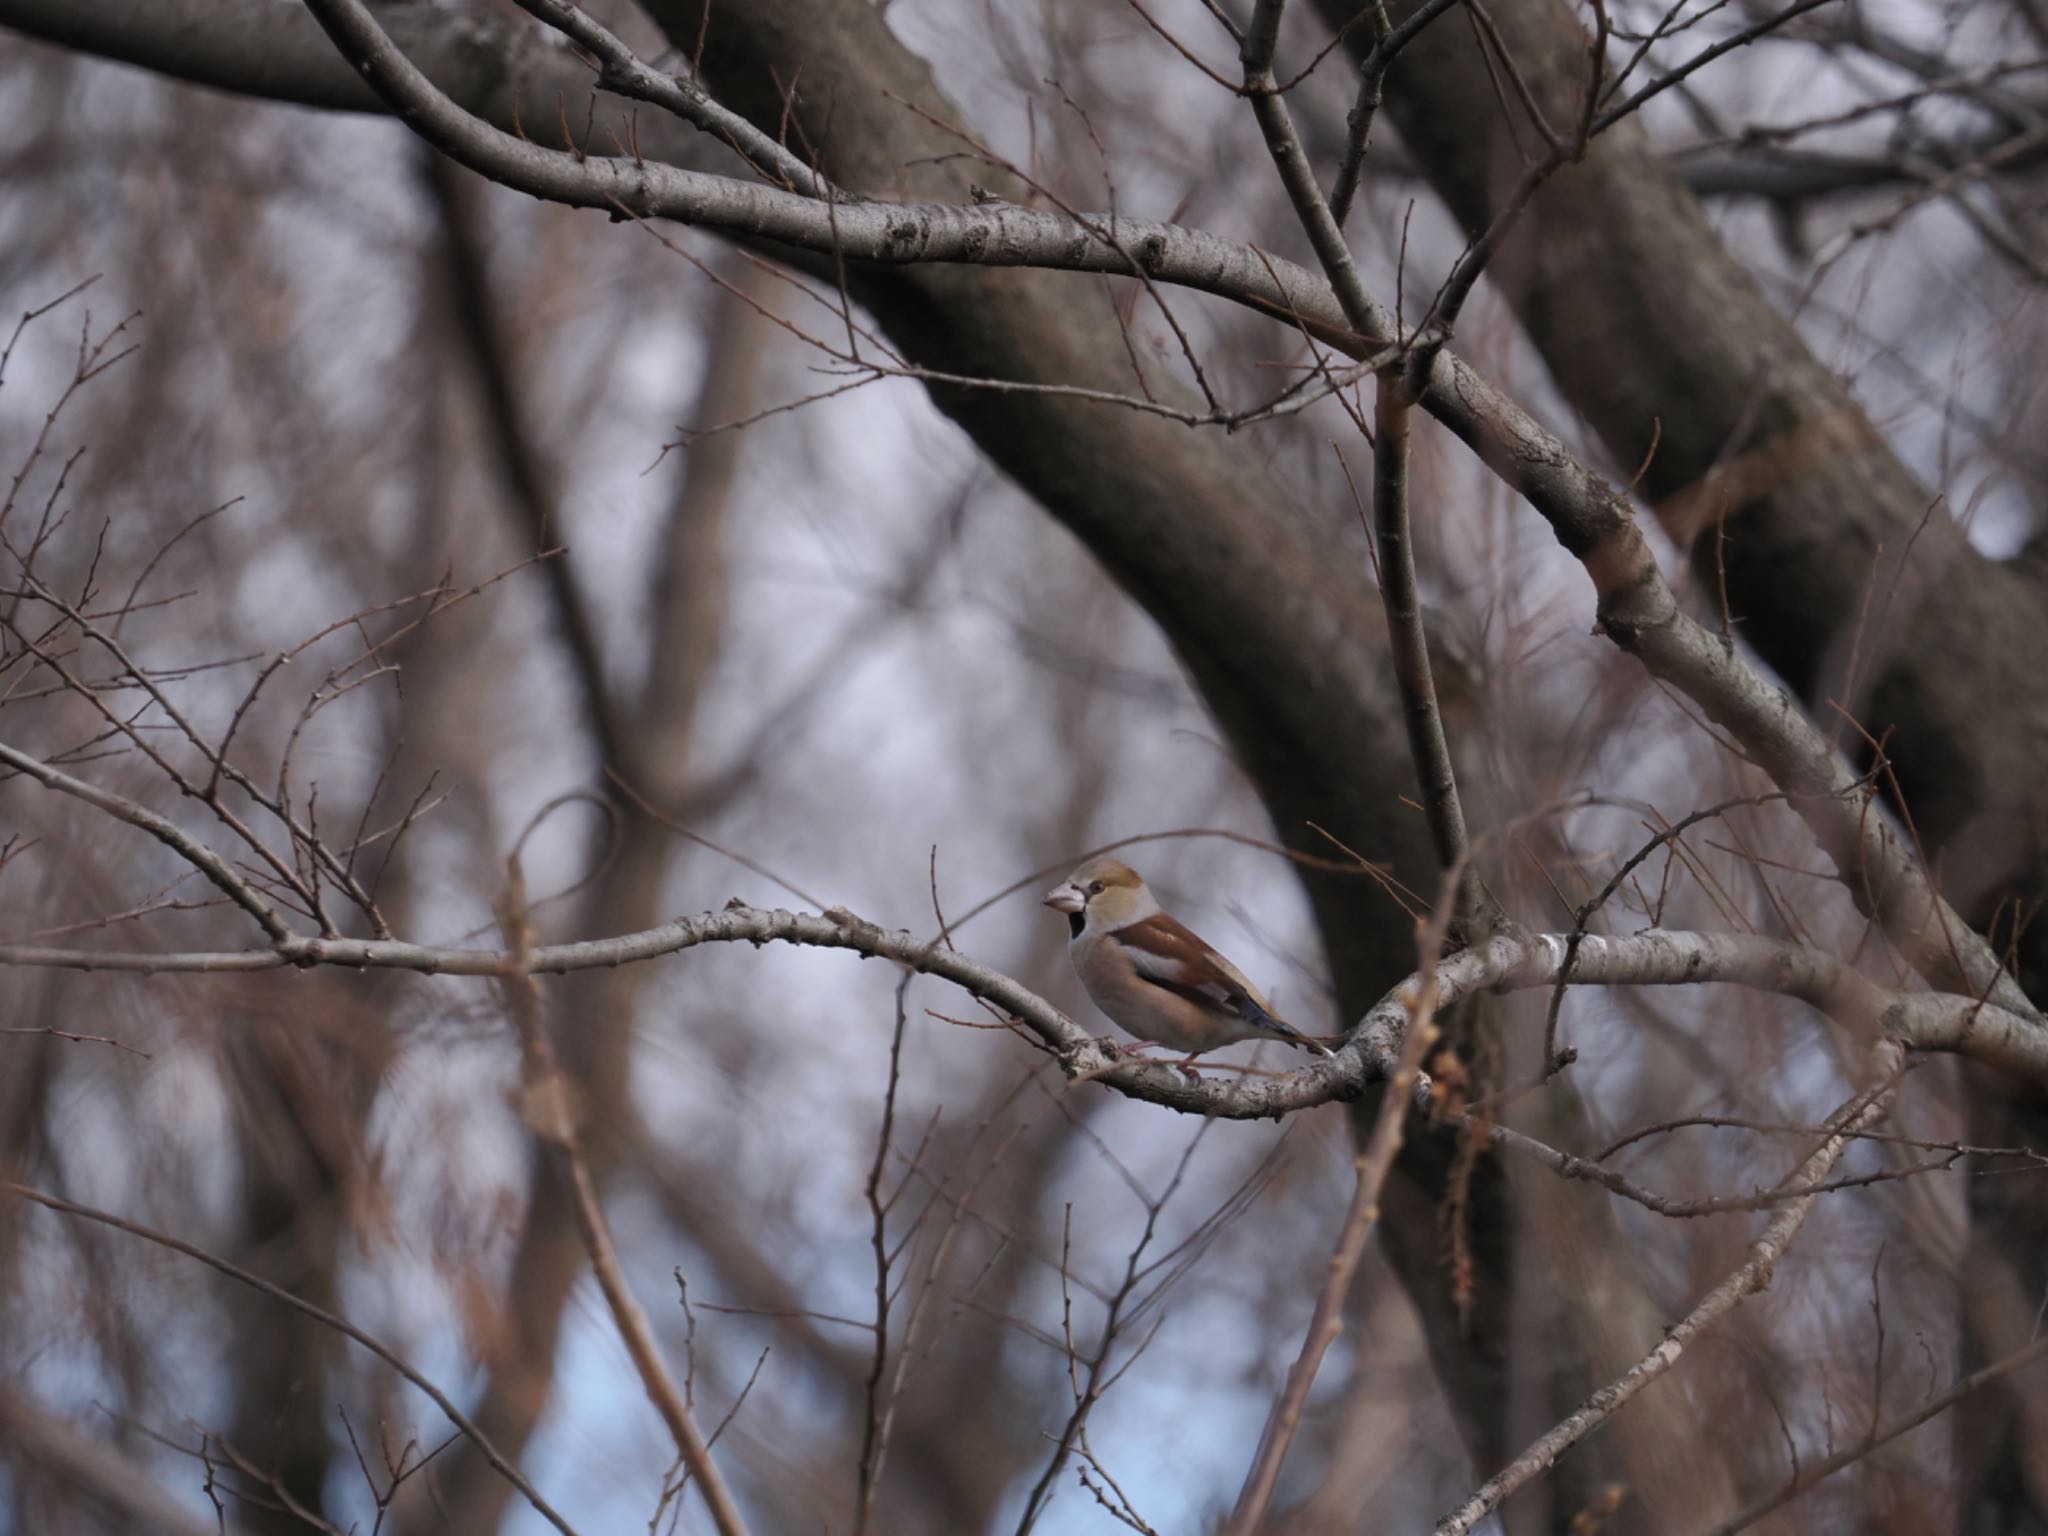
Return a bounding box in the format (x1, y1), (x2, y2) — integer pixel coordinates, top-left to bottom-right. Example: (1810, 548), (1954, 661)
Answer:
(5, 915), (2044, 1094)
(0, 0), (552, 117)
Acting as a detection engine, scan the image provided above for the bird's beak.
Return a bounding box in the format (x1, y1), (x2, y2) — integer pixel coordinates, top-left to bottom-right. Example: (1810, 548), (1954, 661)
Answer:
(1042, 881), (1085, 914)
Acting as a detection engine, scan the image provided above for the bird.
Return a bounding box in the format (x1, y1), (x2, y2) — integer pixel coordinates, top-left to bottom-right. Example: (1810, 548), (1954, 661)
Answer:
(1042, 856), (1332, 1066)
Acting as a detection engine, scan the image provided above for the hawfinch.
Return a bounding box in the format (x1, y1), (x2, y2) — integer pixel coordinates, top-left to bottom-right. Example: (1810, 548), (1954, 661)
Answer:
(1043, 857), (1332, 1062)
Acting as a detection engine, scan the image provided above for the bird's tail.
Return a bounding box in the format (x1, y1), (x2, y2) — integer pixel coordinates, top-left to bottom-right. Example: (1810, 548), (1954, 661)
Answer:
(1235, 995), (1335, 1056)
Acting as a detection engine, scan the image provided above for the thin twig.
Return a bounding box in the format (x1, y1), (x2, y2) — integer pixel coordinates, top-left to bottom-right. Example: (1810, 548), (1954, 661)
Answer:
(495, 861), (752, 1536)
(0, 1182), (579, 1536)
(1699, 1327), (2048, 1535)
(1224, 870), (1462, 1534)
(852, 975), (913, 1536)
(0, 740), (291, 941)
(1433, 1046), (1907, 1536)
(1328, 0), (1468, 226)
(505, 0), (824, 195)
(1372, 379), (1490, 933)
(1241, 3), (1485, 936)
(1013, 1121), (1219, 1533)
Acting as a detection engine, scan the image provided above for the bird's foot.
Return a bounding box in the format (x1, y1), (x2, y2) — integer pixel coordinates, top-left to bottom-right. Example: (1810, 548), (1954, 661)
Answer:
(1106, 1040), (1205, 1079)
(1110, 1038), (1168, 1058)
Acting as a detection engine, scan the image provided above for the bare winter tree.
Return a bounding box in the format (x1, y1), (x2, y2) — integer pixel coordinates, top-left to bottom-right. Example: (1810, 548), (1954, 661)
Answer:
(1, 2), (2046, 1533)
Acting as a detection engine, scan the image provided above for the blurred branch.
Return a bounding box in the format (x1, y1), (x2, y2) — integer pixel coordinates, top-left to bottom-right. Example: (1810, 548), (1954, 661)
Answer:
(1702, 1329), (2048, 1535)
(0, 740), (291, 941)
(426, 154), (627, 774)
(631, 263), (760, 796)
(1224, 875), (1458, 1535)
(0, 1388), (257, 1536)
(0, 0), (560, 117)
(496, 870), (752, 1536)
(1434, 1044), (1909, 1536)
(402, 159), (764, 1536)
(1681, 131), (2048, 204)
(0, 1182), (580, 1536)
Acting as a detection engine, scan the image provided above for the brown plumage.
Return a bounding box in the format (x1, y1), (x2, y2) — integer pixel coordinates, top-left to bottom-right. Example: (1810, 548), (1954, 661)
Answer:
(1042, 857), (1331, 1060)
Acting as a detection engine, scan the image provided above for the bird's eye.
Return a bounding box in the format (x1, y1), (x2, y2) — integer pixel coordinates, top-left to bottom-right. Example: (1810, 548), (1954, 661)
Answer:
(1088, 881), (1105, 896)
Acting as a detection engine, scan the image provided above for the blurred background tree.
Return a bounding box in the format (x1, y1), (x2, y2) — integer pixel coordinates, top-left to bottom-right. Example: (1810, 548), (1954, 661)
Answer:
(1, 2), (2045, 1532)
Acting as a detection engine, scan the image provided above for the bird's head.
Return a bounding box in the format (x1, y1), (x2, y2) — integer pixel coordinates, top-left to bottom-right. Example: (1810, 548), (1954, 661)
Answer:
(1042, 856), (1156, 936)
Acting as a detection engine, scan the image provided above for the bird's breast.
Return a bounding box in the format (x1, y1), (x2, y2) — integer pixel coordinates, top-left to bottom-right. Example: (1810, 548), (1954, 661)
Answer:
(1070, 930), (1247, 1053)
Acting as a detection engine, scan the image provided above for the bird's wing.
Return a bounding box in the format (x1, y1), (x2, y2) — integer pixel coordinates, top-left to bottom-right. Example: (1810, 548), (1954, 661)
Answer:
(1112, 911), (1242, 999)
(1113, 913), (1331, 1054)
